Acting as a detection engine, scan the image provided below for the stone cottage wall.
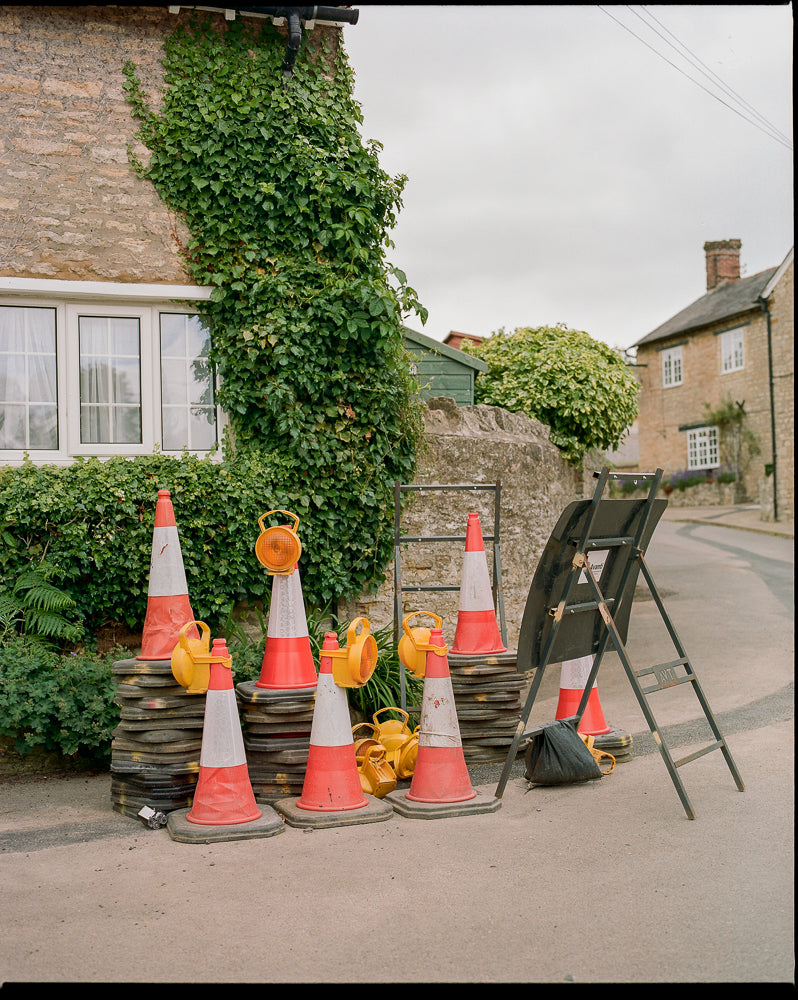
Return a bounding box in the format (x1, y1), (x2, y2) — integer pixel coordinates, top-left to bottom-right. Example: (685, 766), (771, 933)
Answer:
(338, 398), (583, 652)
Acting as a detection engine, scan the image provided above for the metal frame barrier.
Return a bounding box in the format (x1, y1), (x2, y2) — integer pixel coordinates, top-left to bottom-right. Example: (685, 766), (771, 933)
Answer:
(392, 481), (507, 710)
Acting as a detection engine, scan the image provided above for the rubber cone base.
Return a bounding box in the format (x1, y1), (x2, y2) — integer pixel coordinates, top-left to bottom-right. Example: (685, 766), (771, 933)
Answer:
(386, 785), (501, 820)
(166, 804), (284, 843)
(274, 795), (393, 829)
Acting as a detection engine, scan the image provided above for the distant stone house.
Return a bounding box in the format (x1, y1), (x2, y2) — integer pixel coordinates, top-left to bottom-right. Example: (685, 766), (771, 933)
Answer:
(0, 4), (355, 467)
(632, 240), (793, 520)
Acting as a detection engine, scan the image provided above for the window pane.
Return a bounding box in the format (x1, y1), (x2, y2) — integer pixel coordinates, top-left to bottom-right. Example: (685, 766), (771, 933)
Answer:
(79, 315), (142, 444)
(159, 313), (216, 451)
(28, 404), (58, 450)
(0, 305), (58, 450)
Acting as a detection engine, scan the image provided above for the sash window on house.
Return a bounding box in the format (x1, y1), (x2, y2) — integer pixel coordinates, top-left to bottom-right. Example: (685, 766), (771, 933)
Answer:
(661, 345), (683, 387)
(0, 294), (220, 463)
(686, 425), (720, 470)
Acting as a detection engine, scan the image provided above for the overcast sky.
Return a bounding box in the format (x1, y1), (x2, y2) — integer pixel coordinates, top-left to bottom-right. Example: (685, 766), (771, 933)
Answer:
(340, 4), (794, 353)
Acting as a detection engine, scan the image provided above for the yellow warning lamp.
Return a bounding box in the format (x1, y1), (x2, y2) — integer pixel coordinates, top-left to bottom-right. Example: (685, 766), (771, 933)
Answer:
(372, 707), (414, 755)
(398, 611), (446, 679)
(255, 509), (302, 575)
(170, 620), (231, 694)
(325, 617), (379, 689)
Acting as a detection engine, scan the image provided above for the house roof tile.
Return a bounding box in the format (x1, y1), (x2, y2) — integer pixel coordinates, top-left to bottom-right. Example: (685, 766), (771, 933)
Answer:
(634, 266), (778, 348)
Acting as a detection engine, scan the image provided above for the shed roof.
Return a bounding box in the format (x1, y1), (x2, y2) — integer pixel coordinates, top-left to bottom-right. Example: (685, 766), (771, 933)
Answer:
(633, 266), (778, 348)
(403, 326), (488, 371)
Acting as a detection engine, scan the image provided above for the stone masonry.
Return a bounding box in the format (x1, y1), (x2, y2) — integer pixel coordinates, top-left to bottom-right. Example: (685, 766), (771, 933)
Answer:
(338, 398), (582, 653)
(0, 5), (339, 283)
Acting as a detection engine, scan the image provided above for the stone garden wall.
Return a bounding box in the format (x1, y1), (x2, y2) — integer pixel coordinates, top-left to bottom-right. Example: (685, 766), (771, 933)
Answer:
(338, 397), (585, 652)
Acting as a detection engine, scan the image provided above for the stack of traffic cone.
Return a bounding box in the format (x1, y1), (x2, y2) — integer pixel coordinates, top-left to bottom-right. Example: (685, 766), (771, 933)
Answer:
(167, 638), (284, 843)
(450, 512), (506, 656)
(274, 633), (393, 829)
(110, 489), (205, 820)
(556, 655), (632, 760)
(387, 626), (501, 818)
(236, 564), (317, 803)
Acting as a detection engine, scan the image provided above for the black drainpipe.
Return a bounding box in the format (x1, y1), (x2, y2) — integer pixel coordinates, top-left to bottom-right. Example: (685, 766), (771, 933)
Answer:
(281, 9), (304, 82)
(759, 295), (779, 521)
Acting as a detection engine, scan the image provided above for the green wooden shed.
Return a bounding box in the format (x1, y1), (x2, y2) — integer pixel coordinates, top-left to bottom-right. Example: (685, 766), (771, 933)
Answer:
(402, 327), (488, 406)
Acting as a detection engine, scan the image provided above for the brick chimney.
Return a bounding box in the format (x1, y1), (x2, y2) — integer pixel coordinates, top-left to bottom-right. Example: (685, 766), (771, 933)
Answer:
(704, 239), (742, 291)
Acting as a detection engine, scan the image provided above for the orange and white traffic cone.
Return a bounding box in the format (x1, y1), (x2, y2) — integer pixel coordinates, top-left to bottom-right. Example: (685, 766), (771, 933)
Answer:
(274, 633), (392, 828)
(256, 566), (317, 690)
(555, 655), (611, 736)
(167, 638), (284, 843)
(387, 626), (501, 818)
(138, 489), (196, 662)
(450, 513), (506, 656)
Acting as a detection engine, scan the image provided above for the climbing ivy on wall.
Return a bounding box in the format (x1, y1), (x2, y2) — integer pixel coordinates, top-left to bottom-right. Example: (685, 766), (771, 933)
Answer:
(122, 13), (427, 608)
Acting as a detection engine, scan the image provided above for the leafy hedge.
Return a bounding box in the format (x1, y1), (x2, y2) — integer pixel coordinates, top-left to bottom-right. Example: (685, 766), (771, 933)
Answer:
(0, 637), (121, 761)
(0, 451), (392, 640)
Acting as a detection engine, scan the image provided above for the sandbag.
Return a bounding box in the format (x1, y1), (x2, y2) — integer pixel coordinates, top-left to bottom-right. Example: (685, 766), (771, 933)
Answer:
(523, 719), (603, 785)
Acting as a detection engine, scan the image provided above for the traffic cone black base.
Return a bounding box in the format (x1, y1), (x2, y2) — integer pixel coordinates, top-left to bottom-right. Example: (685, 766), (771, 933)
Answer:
(386, 785), (501, 820)
(166, 805), (284, 844)
(274, 794), (393, 830)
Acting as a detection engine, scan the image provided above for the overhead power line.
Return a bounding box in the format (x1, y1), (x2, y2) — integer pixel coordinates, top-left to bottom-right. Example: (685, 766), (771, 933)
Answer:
(597, 5), (793, 152)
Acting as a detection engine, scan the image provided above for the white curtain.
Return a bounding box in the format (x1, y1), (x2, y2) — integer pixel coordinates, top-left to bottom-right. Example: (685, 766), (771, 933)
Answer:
(0, 306), (57, 450)
(79, 315), (141, 444)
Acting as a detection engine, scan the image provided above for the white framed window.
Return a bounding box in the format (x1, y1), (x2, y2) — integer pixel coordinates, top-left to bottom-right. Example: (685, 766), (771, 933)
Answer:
(661, 345), (683, 387)
(720, 326), (744, 373)
(686, 425), (720, 470)
(0, 280), (222, 465)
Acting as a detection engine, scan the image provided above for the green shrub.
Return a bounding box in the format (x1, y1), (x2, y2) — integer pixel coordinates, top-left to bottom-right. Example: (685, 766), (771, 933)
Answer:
(0, 637), (121, 761)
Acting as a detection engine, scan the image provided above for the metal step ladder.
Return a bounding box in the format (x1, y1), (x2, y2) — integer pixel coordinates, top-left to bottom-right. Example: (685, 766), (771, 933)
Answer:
(393, 481), (507, 710)
(495, 467), (745, 820)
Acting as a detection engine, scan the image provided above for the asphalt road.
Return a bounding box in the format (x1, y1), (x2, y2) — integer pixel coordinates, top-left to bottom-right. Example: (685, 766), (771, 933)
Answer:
(0, 514), (793, 984)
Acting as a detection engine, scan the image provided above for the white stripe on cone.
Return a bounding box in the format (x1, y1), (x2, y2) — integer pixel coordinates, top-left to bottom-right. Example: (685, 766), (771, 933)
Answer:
(146, 525), (189, 596)
(199, 688), (248, 768)
(417, 675), (462, 748)
(308, 672), (354, 747)
(268, 569), (309, 637)
(561, 655), (596, 691)
(458, 550), (495, 609)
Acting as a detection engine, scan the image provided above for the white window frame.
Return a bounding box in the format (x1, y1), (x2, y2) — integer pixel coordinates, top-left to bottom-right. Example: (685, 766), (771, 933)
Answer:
(0, 278), (223, 466)
(661, 345), (683, 387)
(686, 425), (720, 470)
(720, 326), (745, 373)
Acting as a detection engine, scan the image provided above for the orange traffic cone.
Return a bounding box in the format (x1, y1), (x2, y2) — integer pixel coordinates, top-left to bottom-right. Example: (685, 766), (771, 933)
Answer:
(387, 626), (501, 818)
(138, 489), (196, 661)
(256, 566), (317, 690)
(450, 513), (506, 656)
(167, 638), (284, 843)
(274, 633), (392, 828)
(555, 655), (611, 736)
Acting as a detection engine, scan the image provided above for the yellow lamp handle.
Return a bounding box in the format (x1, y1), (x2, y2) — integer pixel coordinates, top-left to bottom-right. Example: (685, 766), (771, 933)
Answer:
(258, 509), (300, 534)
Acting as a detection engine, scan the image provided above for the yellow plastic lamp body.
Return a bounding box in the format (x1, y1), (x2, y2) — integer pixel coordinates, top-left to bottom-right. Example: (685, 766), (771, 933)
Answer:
(171, 620), (212, 693)
(325, 617), (379, 688)
(170, 620), (232, 694)
(255, 509), (302, 575)
(398, 611), (446, 678)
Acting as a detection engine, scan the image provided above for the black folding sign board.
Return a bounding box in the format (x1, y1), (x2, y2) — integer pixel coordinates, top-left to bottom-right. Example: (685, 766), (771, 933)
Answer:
(516, 496), (666, 671)
(496, 467), (745, 820)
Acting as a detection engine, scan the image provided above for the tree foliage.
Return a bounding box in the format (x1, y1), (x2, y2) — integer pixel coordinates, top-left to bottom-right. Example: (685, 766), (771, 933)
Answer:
(121, 13), (426, 608)
(464, 324), (639, 466)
